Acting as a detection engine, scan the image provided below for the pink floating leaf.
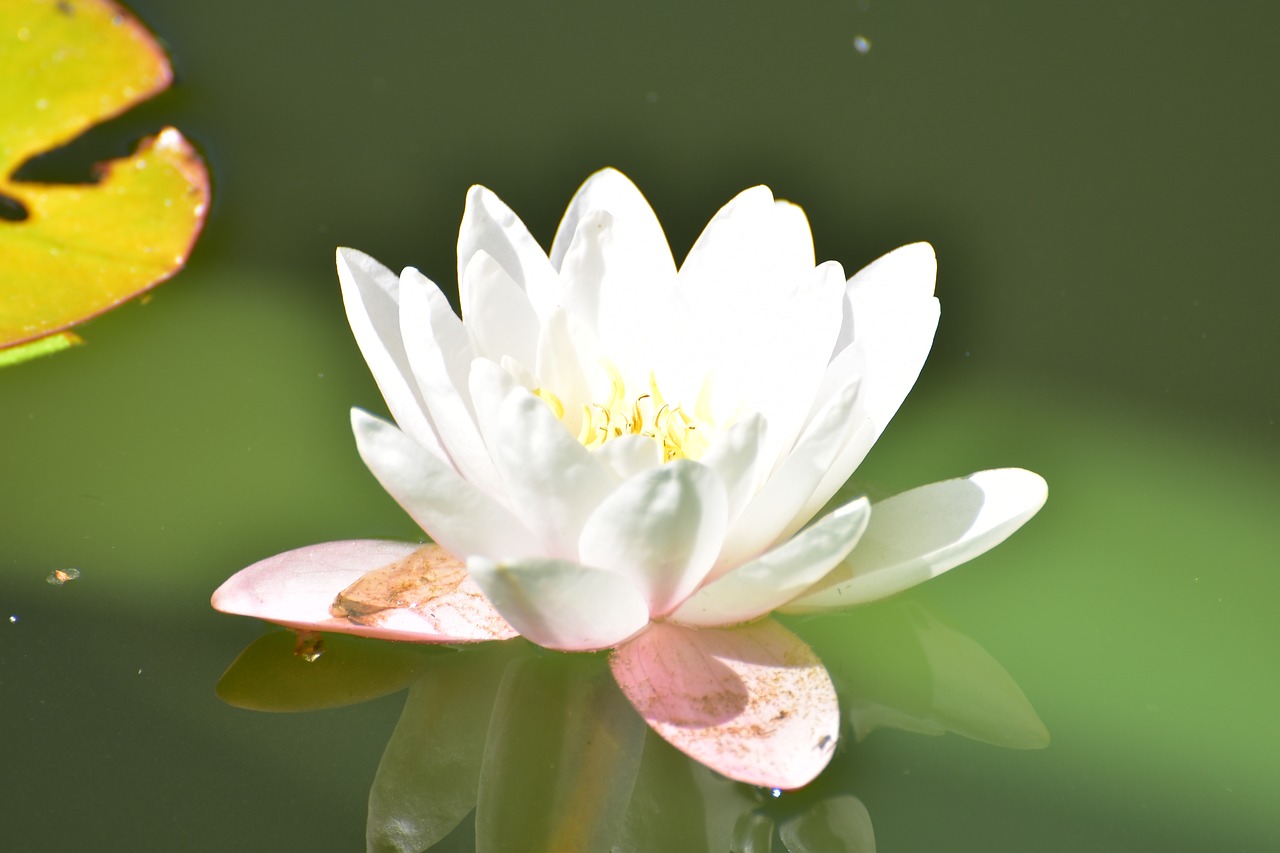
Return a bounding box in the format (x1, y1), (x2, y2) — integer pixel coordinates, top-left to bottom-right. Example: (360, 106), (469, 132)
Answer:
(212, 540), (516, 643)
(609, 619), (839, 790)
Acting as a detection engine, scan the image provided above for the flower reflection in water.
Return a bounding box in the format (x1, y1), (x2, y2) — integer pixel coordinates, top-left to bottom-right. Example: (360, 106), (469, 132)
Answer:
(217, 600), (1045, 852)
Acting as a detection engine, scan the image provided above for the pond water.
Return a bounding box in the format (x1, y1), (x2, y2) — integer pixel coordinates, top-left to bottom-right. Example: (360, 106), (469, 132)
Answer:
(3, 1), (1278, 850)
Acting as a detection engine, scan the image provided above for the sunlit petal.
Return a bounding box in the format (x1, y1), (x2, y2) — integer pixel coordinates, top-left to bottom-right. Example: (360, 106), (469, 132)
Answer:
(351, 408), (539, 561)
(578, 460), (728, 617)
(671, 498), (870, 627)
(610, 620), (839, 789)
(784, 468), (1048, 612)
(469, 556), (650, 651)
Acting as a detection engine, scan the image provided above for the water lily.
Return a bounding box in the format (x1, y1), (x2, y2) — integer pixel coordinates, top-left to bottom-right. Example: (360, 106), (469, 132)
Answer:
(213, 169), (1047, 789)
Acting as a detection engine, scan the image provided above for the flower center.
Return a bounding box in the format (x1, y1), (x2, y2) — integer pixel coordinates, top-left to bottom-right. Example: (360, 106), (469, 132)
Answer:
(534, 364), (709, 462)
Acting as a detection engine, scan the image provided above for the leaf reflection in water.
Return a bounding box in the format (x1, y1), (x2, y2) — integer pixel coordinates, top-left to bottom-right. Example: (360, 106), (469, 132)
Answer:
(215, 599), (1046, 851)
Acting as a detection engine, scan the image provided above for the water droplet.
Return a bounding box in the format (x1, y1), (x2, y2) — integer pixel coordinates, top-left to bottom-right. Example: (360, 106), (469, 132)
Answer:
(294, 632), (325, 662)
(852, 35), (872, 54)
(46, 568), (81, 586)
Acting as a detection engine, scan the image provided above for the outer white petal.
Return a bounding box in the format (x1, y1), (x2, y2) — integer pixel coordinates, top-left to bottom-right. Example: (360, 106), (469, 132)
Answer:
(578, 461), (729, 617)
(680, 189), (815, 305)
(457, 185), (559, 320)
(336, 248), (447, 461)
(397, 267), (505, 496)
(549, 167), (675, 275)
(716, 380), (863, 574)
(550, 169), (682, 386)
(556, 209), (610, 334)
(698, 413), (768, 525)
(782, 469), (1048, 612)
(460, 250), (539, 371)
(468, 556), (650, 651)
(351, 408), (540, 561)
(469, 359), (615, 560)
(670, 497), (871, 628)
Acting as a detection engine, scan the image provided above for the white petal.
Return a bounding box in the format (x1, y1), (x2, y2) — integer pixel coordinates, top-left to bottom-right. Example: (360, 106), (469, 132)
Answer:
(680, 189), (815, 304)
(469, 359), (615, 560)
(783, 469), (1048, 612)
(351, 408), (540, 561)
(460, 250), (539, 370)
(717, 379), (863, 574)
(578, 460), (729, 617)
(549, 168), (675, 275)
(468, 556), (650, 651)
(457, 184), (559, 320)
(591, 434), (662, 481)
(698, 413), (768, 525)
(841, 241), (940, 449)
(534, 308), (598, 436)
(556, 209), (610, 334)
(398, 267), (504, 496)
(670, 498), (870, 627)
(336, 248), (447, 461)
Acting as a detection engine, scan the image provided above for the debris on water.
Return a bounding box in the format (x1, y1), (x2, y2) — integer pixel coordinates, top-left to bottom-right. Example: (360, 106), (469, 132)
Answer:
(852, 34), (872, 54)
(293, 631), (325, 662)
(8, 615), (17, 623)
(46, 568), (81, 586)
(770, 787), (783, 799)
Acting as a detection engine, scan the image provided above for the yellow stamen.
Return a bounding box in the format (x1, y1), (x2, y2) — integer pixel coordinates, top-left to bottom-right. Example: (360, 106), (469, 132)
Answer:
(534, 363), (711, 461)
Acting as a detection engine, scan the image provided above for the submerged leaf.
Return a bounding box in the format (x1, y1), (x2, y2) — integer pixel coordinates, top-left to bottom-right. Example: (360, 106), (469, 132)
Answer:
(0, 0), (209, 362)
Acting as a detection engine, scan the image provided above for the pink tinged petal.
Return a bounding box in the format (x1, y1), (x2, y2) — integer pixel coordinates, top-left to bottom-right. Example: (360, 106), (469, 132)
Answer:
(609, 620), (839, 790)
(591, 433), (662, 482)
(211, 540), (514, 643)
(351, 408), (540, 561)
(467, 556), (651, 651)
(469, 359), (615, 560)
(457, 184), (560, 321)
(460, 250), (539, 372)
(578, 460), (729, 618)
(699, 413), (768, 525)
(670, 497), (870, 628)
(336, 248), (447, 461)
(782, 468), (1049, 612)
(717, 380), (863, 575)
(398, 267), (505, 496)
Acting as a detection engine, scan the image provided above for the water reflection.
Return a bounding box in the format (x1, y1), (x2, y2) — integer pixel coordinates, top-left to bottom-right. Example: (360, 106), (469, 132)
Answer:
(217, 600), (1045, 851)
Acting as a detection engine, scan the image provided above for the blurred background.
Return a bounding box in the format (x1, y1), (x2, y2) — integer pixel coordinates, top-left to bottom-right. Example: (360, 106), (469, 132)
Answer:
(2, 0), (1277, 849)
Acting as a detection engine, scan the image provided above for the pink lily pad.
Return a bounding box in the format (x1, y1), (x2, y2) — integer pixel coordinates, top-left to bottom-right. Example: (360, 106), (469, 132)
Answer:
(609, 619), (839, 790)
(211, 540), (517, 643)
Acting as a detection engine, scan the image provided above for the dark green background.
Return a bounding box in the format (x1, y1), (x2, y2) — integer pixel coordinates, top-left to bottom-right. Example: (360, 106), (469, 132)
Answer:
(3, 1), (1278, 850)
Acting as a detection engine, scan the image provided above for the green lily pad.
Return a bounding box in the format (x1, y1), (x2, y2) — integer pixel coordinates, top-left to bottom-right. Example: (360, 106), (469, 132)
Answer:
(0, 0), (209, 363)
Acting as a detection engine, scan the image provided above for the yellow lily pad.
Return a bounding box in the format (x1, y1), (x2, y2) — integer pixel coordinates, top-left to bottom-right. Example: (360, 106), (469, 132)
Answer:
(0, 0), (209, 361)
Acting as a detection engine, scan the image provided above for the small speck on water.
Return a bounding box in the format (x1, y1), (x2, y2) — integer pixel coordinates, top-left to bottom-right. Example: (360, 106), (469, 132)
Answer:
(853, 35), (872, 54)
(8, 615), (17, 623)
(769, 787), (783, 799)
(47, 568), (81, 586)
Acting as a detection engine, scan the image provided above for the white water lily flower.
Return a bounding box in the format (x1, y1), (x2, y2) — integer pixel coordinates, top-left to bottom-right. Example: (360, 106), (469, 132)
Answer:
(213, 169), (1047, 788)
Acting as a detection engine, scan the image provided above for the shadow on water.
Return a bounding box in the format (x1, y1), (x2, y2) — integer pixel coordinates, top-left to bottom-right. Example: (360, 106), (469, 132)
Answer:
(216, 599), (1046, 852)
